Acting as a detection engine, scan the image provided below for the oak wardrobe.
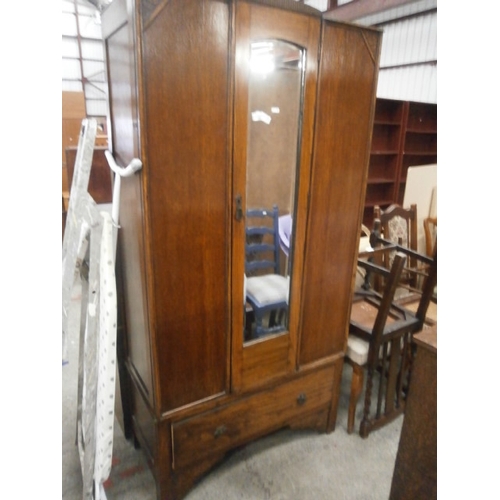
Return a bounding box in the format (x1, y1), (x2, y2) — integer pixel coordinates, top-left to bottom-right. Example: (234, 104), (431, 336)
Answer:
(102, 1), (381, 498)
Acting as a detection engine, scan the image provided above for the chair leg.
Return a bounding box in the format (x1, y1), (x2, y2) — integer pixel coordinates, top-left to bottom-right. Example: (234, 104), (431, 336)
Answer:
(360, 366), (375, 438)
(244, 308), (254, 341)
(254, 312), (264, 338)
(347, 362), (364, 434)
(269, 310), (277, 327)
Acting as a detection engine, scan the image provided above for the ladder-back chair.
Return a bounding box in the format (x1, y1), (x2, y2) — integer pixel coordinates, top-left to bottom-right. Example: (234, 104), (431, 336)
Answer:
(373, 203), (419, 292)
(245, 206), (288, 338)
(346, 245), (437, 438)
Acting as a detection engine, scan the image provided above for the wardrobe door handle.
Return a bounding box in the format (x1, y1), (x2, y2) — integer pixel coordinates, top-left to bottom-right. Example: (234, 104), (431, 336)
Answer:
(235, 194), (243, 222)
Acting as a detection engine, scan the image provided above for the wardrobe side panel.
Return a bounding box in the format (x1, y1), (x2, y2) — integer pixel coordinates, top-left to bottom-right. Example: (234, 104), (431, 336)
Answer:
(104, 4), (154, 401)
(299, 23), (381, 365)
(142, 0), (231, 412)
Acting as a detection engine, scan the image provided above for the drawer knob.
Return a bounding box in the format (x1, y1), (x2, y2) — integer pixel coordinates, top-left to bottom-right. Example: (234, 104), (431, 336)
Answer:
(297, 393), (307, 406)
(214, 425), (227, 438)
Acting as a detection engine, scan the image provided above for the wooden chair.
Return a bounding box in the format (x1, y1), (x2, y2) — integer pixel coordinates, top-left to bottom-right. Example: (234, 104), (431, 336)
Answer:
(245, 206), (288, 338)
(370, 220), (437, 321)
(373, 203), (419, 291)
(346, 245), (437, 438)
(374, 203), (418, 251)
(424, 216), (437, 257)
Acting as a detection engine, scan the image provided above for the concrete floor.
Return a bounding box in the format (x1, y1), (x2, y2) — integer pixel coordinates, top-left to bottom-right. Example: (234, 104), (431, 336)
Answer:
(62, 281), (403, 500)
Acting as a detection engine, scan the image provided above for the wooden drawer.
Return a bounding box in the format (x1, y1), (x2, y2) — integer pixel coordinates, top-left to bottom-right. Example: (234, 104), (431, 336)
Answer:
(172, 365), (336, 469)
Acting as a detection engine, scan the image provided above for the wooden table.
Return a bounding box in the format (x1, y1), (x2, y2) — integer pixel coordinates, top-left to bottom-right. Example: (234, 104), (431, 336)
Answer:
(389, 324), (437, 499)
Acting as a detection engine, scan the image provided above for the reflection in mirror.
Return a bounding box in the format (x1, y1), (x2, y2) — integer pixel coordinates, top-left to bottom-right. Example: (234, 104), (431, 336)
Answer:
(243, 40), (305, 343)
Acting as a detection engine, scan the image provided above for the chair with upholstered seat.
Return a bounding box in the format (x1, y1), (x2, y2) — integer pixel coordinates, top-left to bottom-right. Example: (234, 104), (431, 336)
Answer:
(245, 205), (289, 338)
(371, 212), (437, 318)
(346, 244), (437, 438)
(373, 203), (418, 251)
(372, 203), (421, 293)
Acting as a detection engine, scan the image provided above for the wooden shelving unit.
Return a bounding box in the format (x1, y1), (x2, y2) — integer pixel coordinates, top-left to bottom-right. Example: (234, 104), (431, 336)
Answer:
(363, 98), (437, 228)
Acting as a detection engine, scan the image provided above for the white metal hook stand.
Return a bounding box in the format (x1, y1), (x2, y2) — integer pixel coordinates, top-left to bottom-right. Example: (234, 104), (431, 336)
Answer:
(104, 150), (142, 231)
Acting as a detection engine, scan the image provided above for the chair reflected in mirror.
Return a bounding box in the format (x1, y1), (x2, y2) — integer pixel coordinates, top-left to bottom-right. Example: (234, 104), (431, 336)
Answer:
(245, 205), (289, 339)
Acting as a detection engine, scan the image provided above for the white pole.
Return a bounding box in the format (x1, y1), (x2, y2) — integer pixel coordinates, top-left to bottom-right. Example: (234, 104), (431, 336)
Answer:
(104, 150), (142, 228)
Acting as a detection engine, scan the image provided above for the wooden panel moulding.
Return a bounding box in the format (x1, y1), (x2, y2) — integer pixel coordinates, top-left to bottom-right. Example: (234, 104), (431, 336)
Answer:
(142, 0), (231, 412)
(172, 364), (336, 469)
(299, 23), (382, 365)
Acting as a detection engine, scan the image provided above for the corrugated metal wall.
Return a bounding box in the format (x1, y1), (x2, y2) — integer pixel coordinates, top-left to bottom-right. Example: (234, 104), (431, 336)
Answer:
(353, 0), (437, 104)
(304, 0), (329, 10)
(62, 0), (107, 117)
(375, 10), (437, 103)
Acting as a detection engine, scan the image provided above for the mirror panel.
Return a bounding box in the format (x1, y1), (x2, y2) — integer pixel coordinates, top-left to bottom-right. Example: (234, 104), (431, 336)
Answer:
(243, 40), (305, 343)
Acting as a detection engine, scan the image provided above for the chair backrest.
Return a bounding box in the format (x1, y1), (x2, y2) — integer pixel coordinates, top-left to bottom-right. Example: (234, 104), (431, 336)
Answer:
(374, 203), (418, 252)
(353, 252), (409, 350)
(370, 252), (407, 347)
(245, 205), (281, 276)
(373, 203), (418, 288)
